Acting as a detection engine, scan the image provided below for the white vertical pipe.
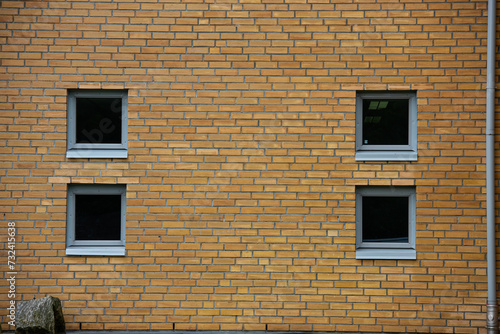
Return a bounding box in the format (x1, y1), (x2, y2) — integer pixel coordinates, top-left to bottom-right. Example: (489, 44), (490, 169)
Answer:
(486, 0), (498, 332)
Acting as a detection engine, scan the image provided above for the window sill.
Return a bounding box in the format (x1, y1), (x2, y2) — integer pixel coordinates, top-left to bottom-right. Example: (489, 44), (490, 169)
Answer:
(355, 150), (417, 161)
(356, 248), (416, 260)
(66, 149), (128, 159)
(65, 246), (125, 256)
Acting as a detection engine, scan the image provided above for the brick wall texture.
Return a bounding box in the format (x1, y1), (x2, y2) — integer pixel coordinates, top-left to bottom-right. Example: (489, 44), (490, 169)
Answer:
(0, 0), (499, 333)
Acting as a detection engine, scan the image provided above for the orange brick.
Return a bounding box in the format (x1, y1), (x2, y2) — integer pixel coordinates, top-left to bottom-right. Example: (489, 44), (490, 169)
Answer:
(0, 0), (495, 333)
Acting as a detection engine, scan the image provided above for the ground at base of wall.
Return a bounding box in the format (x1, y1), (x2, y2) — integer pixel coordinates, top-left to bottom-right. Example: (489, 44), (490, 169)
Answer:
(62, 332), (397, 334)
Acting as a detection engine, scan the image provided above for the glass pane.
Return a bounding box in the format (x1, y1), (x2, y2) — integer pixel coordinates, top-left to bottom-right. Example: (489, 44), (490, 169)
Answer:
(76, 97), (122, 144)
(75, 194), (121, 241)
(362, 99), (409, 145)
(362, 196), (408, 243)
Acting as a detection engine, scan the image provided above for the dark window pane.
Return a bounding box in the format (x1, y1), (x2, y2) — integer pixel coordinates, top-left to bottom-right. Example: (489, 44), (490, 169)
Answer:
(75, 194), (121, 241)
(362, 99), (409, 145)
(362, 196), (408, 243)
(76, 98), (122, 144)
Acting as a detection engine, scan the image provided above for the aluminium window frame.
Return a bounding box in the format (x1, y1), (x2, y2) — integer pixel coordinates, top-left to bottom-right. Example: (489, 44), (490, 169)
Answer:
(66, 184), (126, 256)
(355, 186), (416, 260)
(66, 89), (128, 159)
(355, 91), (417, 161)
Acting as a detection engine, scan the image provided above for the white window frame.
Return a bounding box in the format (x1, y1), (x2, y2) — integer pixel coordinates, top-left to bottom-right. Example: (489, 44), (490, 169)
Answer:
(355, 186), (416, 260)
(66, 90), (128, 159)
(66, 184), (126, 256)
(355, 91), (417, 161)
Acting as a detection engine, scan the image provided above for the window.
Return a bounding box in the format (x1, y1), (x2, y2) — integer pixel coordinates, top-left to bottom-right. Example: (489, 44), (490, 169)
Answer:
(66, 184), (126, 256)
(356, 186), (416, 260)
(355, 91), (417, 161)
(66, 90), (128, 158)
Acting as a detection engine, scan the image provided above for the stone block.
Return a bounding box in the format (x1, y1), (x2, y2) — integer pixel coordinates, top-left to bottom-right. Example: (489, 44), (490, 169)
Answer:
(15, 296), (65, 334)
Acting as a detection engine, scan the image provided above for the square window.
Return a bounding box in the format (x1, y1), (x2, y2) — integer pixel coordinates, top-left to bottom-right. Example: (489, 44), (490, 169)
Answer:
(66, 90), (128, 159)
(356, 186), (416, 260)
(75, 98), (122, 144)
(356, 92), (417, 161)
(66, 184), (126, 256)
(74, 194), (122, 241)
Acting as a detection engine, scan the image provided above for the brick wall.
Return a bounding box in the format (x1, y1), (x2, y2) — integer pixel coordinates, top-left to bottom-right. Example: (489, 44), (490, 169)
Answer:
(0, 0), (497, 332)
